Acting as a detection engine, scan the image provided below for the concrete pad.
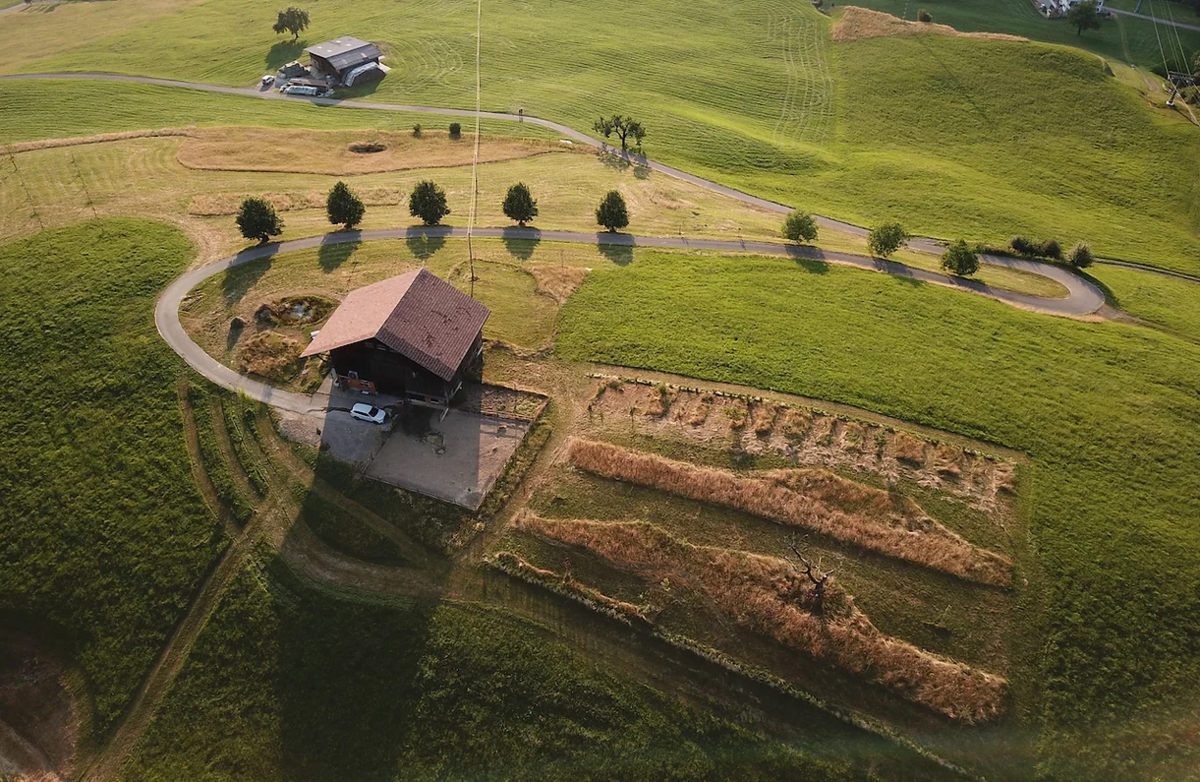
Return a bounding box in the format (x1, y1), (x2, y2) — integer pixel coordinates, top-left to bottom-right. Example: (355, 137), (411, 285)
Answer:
(364, 410), (530, 509)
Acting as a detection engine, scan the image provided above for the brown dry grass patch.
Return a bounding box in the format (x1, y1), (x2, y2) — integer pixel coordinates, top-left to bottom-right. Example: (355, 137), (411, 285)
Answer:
(176, 126), (568, 176)
(520, 516), (1007, 723)
(525, 265), (590, 305)
(238, 331), (302, 382)
(831, 7), (1028, 42)
(567, 439), (1011, 587)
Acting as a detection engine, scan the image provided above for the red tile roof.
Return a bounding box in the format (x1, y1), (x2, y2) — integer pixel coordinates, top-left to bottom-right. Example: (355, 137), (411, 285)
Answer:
(300, 269), (490, 381)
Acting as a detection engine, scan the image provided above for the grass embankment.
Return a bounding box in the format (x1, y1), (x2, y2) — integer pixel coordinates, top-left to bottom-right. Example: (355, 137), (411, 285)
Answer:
(0, 220), (223, 737)
(567, 439), (1012, 587)
(123, 552), (860, 782)
(1091, 264), (1200, 343)
(2, 2), (1197, 271)
(519, 514), (1007, 724)
(556, 250), (1200, 779)
(841, 0), (1200, 67)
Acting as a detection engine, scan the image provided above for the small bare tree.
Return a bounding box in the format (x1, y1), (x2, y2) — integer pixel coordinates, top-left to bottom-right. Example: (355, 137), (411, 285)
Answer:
(784, 535), (834, 613)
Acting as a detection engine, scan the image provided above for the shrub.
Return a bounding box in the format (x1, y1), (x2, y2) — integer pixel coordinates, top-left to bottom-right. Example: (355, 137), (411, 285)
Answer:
(917, 8), (933, 22)
(1009, 236), (1036, 256)
(781, 210), (818, 244)
(502, 182), (539, 226)
(1067, 242), (1095, 269)
(596, 190), (629, 232)
(235, 197), (283, 244)
(941, 239), (980, 277)
(325, 180), (365, 230)
(412, 123), (422, 137)
(409, 181), (450, 226)
(867, 222), (909, 258)
(449, 122), (462, 139)
(1036, 238), (1063, 259)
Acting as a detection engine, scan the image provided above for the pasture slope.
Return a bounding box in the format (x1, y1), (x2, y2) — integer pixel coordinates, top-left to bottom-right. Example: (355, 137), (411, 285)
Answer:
(557, 251), (1200, 779)
(0, 0), (1198, 272)
(0, 220), (224, 737)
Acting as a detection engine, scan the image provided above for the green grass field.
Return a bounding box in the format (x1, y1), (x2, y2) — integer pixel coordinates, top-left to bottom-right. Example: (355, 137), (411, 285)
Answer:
(1091, 263), (1200, 342)
(0, 220), (223, 737)
(123, 552), (862, 782)
(845, 0), (1200, 68)
(1, 0), (1198, 272)
(556, 250), (1200, 779)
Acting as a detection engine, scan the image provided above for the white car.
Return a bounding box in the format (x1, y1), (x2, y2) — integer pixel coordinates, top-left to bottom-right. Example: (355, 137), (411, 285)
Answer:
(260, 74), (275, 87)
(350, 403), (387, 424)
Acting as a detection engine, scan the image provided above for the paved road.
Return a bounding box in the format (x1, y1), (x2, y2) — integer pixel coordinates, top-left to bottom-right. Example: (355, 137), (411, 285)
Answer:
(157, 227), (1104, 409)
(1108, 6), (1200, 33)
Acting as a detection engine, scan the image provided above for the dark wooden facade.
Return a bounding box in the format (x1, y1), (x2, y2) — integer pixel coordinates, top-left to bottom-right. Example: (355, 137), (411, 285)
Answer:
(330, 333), (483, 406)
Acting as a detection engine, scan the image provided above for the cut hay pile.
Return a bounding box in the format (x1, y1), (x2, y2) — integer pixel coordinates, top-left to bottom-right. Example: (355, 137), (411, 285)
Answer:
(831, 7), (1028, 43)
(520, 516), (1007, 723)
(568, 439), (1011, 587)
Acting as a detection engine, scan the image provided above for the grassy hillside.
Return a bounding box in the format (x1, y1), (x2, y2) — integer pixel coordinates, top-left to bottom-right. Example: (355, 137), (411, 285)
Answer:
(2, 2), (1197, 272)
(123, 553), (863, 782)
(556, 250), (1200, 779)
(0, 80), (559, 144)
(800, 37), (1200, 274)
(0, 220), (223, 736)
(1091, 264), (1200, 342)
(844, 0), (1200, 68)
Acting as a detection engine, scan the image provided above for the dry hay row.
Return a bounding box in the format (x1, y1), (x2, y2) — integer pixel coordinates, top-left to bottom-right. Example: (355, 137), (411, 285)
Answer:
(519, 515), (1006, 723)
(489, 550), (648, 624)
(585, 378), (1019, 510)
(568, 439), (1012, 587)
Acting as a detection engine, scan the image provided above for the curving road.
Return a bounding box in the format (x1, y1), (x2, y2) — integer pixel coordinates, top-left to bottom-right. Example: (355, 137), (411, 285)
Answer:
(0, 72), (945, 250)
(157, 226), (1105, 410)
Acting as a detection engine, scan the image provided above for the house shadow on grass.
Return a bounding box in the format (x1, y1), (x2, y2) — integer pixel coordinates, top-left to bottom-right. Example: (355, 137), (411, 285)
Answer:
(318, 233), (362, 273)
(272, 556), (435, 782)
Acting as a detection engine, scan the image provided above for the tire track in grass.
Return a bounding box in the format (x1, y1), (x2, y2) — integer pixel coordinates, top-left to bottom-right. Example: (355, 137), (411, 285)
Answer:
(78, 383), (251, 782)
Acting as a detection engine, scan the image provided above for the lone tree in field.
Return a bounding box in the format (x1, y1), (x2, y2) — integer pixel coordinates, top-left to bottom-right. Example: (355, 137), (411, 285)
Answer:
(272, 7), (310, 41)
(593, 115), (646, 151)
(596, 190), (629, 232)
(502, 182), (539, 226)
(782, 210), (818, 244)
(326, 181), (365, 230)
(784, 536), (834, 615)
(1068, 1), (1100, 36)
(867, 221), (909, 258)
(236, 197), (284, 244)
(1067, 241), (1095, 269)
(941, 239), (980, 277)
(409, 180), (450, 226)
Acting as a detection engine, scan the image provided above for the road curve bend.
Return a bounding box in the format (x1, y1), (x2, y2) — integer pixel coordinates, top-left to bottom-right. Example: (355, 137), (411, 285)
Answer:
(156, 227), (1104, 409)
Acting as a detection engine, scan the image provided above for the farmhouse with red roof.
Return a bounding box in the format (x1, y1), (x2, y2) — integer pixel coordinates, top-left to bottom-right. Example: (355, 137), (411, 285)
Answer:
(300, 269), (490, 407)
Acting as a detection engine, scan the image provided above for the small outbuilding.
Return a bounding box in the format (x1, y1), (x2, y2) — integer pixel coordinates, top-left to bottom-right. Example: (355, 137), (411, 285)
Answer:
(305, 36), (389, 86)
(300, 269), (490, 408)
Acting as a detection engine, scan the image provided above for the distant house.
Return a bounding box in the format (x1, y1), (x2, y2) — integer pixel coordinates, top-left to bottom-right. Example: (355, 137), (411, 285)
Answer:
(304, 36), (389, 86)
(300, 269), (490, 408)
